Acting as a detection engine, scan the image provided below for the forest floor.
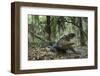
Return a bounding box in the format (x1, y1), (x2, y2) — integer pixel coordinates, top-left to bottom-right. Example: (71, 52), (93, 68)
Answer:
(28, 46), (88, 60)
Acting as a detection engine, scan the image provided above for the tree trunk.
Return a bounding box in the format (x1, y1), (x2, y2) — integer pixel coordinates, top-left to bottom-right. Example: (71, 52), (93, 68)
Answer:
(79, 17), (85, 46)
(46, 16), (51, 41)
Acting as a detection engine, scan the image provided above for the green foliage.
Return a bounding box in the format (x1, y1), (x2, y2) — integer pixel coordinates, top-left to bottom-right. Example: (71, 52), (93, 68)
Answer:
(28, 15), (88, 48)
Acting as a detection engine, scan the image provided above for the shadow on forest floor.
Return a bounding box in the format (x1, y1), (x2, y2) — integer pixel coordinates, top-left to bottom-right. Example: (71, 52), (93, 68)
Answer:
(28, 46), (88, 60)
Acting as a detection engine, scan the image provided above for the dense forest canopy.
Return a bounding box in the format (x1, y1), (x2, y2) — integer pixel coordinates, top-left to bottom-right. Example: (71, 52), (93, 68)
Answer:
(28, 14), (88, 48)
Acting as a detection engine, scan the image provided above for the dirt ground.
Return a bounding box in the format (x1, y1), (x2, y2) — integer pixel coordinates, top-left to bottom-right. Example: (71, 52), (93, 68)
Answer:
(28, 46), (88, 60)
